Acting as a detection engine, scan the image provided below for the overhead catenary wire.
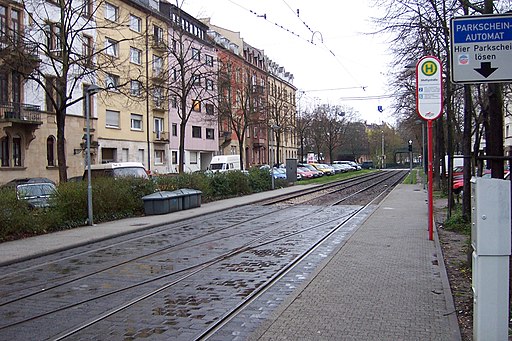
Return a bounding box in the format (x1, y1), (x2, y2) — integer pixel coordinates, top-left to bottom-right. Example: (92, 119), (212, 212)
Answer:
(224, 0), (369, 95)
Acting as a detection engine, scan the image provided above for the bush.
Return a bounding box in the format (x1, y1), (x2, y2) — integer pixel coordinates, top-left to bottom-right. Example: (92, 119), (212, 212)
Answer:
(0, 170), (284, 241)
(444, 205), (470, 235)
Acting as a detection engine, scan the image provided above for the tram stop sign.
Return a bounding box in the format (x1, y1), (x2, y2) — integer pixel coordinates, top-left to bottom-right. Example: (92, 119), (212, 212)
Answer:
(416, 56), (443, 121)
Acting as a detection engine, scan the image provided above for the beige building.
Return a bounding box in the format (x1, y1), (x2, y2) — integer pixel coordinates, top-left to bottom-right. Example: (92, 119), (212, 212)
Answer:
(93, 0), (170, 174)
(267, 61), (297, 166)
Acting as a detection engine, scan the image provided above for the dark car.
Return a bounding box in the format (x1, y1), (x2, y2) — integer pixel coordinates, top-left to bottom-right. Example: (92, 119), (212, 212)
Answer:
(3, 178), (57, 208)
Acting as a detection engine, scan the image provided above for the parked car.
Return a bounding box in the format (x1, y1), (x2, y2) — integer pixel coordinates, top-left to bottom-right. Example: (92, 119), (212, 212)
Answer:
(83, 162), (149, 180)
(272, 167), (287, 179)
(2, 178), (57, 209)
(333, 161), (358, 171)
(331, 164), (347, 173)
(297, 166), (316, 180)
(309, 163), (335, 176)
(361, 161), (374, 169)
(298, 164), (323, 177)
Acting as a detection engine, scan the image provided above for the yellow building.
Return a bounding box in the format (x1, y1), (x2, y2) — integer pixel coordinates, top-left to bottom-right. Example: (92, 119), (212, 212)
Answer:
(94, 0), (170, 174)
(267, 61), (297, 166)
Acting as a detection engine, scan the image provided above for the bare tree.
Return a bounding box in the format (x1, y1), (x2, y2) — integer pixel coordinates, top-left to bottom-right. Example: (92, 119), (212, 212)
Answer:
(161, 4), (217, 173)
(217, 59), (266, 170)
(3, 0), (138, 182)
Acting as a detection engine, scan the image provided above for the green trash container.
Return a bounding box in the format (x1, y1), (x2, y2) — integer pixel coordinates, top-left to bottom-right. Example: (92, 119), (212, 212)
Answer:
(142, 191), (171, 215)
(181, 188), (202, 208)
(173, 188), (202, 209)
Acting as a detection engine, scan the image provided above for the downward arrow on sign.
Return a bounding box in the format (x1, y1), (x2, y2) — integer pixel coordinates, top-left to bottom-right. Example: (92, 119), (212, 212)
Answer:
(474, 62), (498, 78)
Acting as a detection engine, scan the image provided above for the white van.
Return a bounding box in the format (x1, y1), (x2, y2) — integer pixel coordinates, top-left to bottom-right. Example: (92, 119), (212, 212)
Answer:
(84, 162), (149, 179)
(209, 155), (241, 172)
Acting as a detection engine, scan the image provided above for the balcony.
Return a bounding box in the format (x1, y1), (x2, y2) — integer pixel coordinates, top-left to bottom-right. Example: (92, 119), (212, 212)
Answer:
(252, 136), (266, 147)
(0, 102), (42, 145)
(151, 69), (166, 82)
(151, 37), (167, 51)
(251, 84), (265, 95)
(0, 39), (40, 73)
(0, 102), (42, 122)
(153, 98), (167, 112)
(153, 131), (169, 143)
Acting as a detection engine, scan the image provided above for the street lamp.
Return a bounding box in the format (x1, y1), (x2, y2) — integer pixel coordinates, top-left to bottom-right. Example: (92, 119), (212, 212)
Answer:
(85, 84), (101, 226)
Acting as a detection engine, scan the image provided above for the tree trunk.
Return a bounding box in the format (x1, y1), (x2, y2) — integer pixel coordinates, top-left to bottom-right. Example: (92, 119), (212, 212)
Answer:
(56, 108), (68, 183)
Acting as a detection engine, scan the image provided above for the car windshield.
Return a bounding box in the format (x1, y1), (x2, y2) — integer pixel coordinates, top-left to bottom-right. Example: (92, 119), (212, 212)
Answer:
(17, 183), (56, 199)
(210, 163), (224, 170)
(112, 167), (148, 178)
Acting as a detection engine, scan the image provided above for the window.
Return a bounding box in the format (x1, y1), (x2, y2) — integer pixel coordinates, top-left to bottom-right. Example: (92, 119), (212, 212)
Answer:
(154, 117), (163, 136)
(11, 9), (20, 42)
(153, 86), (163, 107)
(171, 96), (177, 108)
(130, 80), (141, 96)
(171, 150), (177, 164)
(205, 54), (213, 67)
(192, 99), (201, 112)
(47, 23), (62, 56)
(192, 74), (201, 86)
(82, 0), (92, 17)
(129, 14), (141, 32)
(192, 126), (201, 138)
(190, 151), (197, 164)
(105, 38), (118, 57)
(82, 35), (93, 65)
(130, 114), (143, 130)
(105, 2), (118, 22)
(47, 136), (56, 166)
(153, 55), (163, 75)
(0, 6), (7, 42)
(172, 123), (177, 136)
(0, 136), (8, 166)
(106, 109), (120, 128)
(0, 72), (7, 103)
(121, 148), (128, 162)
(155, 150), (164, 164)
(205, 103), (214, 115)
(153, 25), (163, 45)
(105, 73), (119, 90)
(12, 135), (21, 166)
(206, 79), (214, 90)
(138, 149), (144, 163)
(130, 47), (141, 64)
(206, 128), (214, 140)
(45, 76), (57, 112)
(192, 48), (200, 60)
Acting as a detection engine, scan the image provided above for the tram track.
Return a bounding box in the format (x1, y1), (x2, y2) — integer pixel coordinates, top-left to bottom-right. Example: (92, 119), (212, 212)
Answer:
(0, 170), (408, 340)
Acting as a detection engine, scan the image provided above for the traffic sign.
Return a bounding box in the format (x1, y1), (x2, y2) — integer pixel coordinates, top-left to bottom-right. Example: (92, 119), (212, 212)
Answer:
(416, 56), (443, 121)
(451, 14), (512, 83)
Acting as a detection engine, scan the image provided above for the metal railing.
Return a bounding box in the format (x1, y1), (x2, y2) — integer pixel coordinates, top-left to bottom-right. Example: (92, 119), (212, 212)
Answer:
(0, 102), (41, 121)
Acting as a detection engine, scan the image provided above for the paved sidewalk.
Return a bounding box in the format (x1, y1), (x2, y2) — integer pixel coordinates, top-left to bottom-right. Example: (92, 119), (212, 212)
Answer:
(251, 183), (461, 340)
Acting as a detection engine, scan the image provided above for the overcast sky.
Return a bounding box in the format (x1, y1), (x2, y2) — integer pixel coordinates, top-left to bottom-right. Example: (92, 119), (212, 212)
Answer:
(181, 0), (394, 124)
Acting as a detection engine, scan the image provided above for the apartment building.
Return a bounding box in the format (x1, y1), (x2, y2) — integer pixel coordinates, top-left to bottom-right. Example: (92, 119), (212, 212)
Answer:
(162, 5), (218, 173)
(94, 0), (173, 174)
(0, 0), (97, 183)
(206, 20), (269, 169)
(267, 61), (297, 166)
